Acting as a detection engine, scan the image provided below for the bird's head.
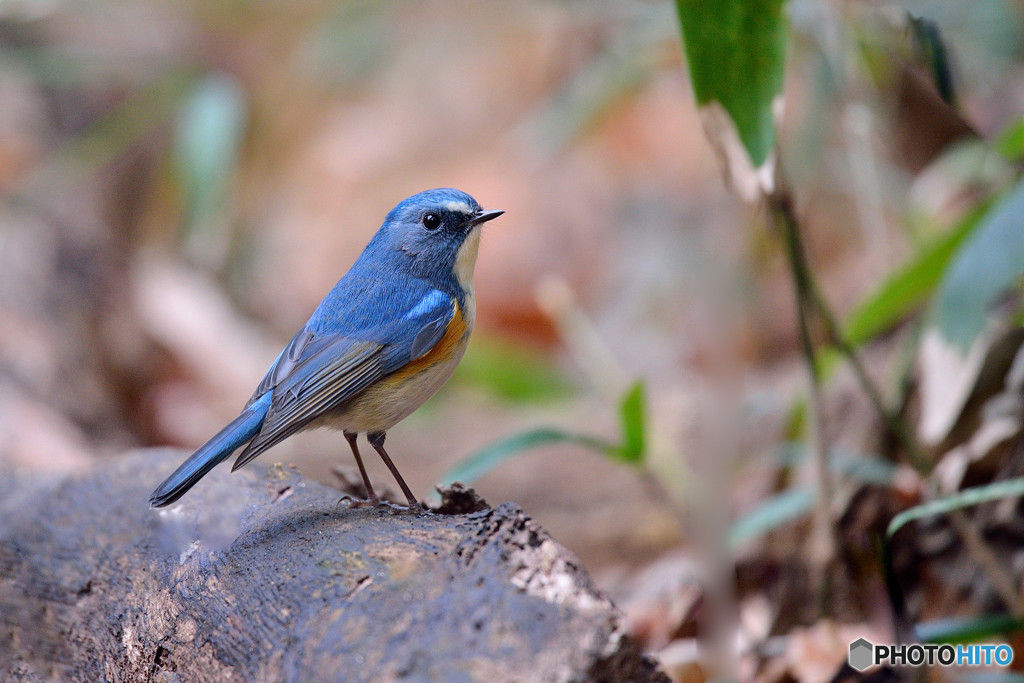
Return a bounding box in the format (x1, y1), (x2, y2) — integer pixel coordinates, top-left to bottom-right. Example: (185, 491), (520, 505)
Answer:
(369, 188), (503, 289)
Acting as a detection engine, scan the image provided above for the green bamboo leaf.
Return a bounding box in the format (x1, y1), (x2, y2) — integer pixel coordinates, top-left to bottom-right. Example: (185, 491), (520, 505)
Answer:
(775, 443), (897, 485)
(908, 15), (955, 105)
(996, 116), (1024, 163)
(729, 486), (815, 549)
(933, 178), (1024, 353)
(452, 338), (571, 403)
(782, 398), (806, 441)
(917, 614), (1024, 645)
(174, 74), (247, 235)
(888, 476), (1024, 538)
(674, 0), (788, 167)
(844, 203), (987, 347)
(614, 381), (646, 465)
(436, 428), (615, 489)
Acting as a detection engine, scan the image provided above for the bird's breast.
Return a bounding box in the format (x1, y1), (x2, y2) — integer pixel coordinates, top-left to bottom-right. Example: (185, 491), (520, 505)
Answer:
(320, 300), (473, 434)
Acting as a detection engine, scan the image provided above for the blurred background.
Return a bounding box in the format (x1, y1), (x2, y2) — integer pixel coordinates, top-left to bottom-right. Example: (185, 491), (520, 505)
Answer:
(3, 0), (1024, 679)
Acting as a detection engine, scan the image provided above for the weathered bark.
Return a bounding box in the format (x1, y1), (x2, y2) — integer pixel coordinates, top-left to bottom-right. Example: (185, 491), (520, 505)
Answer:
(0, 450), (666, 682)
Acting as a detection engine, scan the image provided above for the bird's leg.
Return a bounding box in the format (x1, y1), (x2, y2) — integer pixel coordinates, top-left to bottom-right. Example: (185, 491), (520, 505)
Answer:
(339, 431), (380, 507)
(367, 431), (421, 509)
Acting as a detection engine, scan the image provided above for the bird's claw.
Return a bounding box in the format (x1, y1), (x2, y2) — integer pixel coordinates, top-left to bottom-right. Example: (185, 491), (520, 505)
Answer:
(374, 500), (426, 515)
(336, 494), (380, 509)
(336, 495), (426, 515)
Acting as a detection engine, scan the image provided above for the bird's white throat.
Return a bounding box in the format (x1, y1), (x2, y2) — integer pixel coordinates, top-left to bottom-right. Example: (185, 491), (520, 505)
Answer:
(453, 224), (481, 292)
(453, 225), (481, 328)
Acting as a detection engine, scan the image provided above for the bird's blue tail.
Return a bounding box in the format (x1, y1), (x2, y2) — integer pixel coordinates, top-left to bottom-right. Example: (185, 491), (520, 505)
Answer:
(149, 393), (271, 507)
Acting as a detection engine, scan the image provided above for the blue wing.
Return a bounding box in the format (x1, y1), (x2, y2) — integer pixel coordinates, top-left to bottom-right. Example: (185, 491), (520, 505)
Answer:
(233, 336), (383, 468)
(232, 279), (456, 470)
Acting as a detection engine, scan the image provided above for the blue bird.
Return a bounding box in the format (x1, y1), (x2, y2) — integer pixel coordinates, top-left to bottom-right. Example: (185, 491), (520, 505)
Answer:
(150, 188), (503, 510)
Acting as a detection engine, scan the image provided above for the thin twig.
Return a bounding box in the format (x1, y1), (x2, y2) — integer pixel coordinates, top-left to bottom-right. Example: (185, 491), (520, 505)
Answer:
(807, 277), (929, 471)
(767, 170), (926, 470)
(947, 509), (1024, 616)
(768, 183), (837, 612)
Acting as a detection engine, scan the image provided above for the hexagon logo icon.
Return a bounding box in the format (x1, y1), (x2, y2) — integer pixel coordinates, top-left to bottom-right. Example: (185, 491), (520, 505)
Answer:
(849, 638), (873, 672)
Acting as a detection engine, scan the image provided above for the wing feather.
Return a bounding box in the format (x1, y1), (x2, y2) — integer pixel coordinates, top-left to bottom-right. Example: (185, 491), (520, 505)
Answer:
(247, 329), (314, 406)
(233, 339), (381, 469)
(233, 289), (458, 470)
(409, 301), (455, 360)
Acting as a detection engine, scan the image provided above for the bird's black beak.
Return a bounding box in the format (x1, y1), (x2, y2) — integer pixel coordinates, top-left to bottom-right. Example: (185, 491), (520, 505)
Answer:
(469, 209), (504, 226)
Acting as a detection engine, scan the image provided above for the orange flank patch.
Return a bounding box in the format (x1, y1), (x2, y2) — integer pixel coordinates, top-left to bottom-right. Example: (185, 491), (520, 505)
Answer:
(324, 298), (471, 433)
(392, 300), (468, 380)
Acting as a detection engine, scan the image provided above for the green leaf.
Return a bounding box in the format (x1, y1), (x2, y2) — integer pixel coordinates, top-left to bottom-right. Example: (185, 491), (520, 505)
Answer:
(614, 381), (646, 465)
(436, 428), (615, 489)
(730, 443), (898, 548)
(782, 398), (806, 441)
(675, 0), (788, 167)
(933, 179), (1024, 352)
(844, 203), (987, 347)
(832, 450), (897, 486)
(888, 476), (1024, 538)
(917, 614), (1024, 645)
(729, 486), (815, 549)
(908, 14), (956, 105)
(452, 338), (571, 403)
(775, 442), (896, 486)
(174, 74), (247, 235)
(812, 346), (843, 382)
(996, 116), (1024, 163)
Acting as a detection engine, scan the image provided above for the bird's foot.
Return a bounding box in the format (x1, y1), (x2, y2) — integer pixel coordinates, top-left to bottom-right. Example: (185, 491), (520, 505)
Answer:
(374, 499), (427, 515)
(336, 495), (427, 515)
(335, 494), (380, 509)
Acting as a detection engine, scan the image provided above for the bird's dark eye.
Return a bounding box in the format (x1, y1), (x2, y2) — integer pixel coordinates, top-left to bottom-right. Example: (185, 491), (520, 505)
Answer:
(422, 213), (441, 230)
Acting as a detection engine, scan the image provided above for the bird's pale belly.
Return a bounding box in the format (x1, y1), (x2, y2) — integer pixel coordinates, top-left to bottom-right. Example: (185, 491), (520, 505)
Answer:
(317, 303), (472, 434)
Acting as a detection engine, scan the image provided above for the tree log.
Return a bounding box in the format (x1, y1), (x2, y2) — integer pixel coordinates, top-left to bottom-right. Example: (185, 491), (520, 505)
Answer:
(0, 450), (666, 682)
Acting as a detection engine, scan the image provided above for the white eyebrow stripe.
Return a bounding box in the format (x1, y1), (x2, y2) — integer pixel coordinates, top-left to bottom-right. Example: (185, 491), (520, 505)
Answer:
(444, 201), (472, 214)
(405, 289), (449, 319)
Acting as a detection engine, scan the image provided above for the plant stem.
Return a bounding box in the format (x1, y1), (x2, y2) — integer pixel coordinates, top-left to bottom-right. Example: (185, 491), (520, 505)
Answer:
(768, 183), (837, 612)
(808, 274), (928, 472)
(947, 509), (1024, 616)
(771, 169), (1022, 617)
